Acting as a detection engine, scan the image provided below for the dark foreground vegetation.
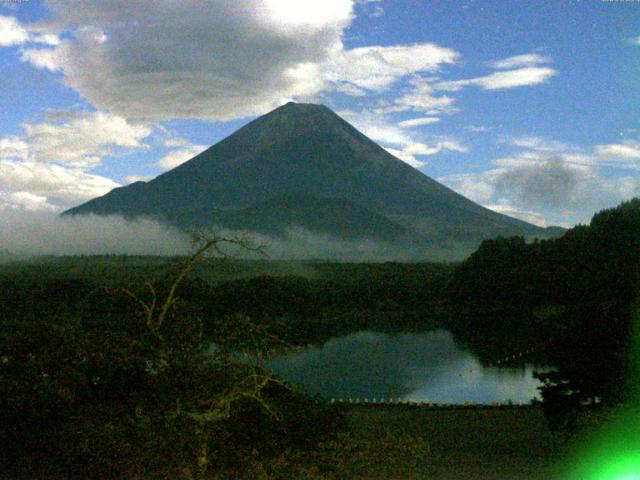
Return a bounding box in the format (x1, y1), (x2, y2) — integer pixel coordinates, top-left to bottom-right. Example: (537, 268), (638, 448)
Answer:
(1, 199), (639, 477)
(209, 404), (568, 480)
(0, 236), (350, 479)
(0, 235), (455, 479)
(332, 405), (566, 480)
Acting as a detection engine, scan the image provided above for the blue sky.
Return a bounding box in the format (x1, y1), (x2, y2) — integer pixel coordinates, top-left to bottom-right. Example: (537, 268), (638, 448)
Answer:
(0, 0), (638, 227)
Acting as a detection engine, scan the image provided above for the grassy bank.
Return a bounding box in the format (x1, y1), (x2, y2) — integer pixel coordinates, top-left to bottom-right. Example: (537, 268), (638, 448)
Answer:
(252, 405), (570, 480)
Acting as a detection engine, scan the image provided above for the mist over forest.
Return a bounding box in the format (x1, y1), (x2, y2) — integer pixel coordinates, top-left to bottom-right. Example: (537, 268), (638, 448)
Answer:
(0, 210), (442, 262)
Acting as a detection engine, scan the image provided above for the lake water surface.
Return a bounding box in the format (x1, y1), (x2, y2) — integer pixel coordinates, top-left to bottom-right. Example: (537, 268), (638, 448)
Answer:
(268, 330), (545, 404)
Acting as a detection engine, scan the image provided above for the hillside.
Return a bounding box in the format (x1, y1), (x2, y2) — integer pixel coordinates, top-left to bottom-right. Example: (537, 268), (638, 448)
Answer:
(65, 102), (558, 260)
(447, 198), (640, 415)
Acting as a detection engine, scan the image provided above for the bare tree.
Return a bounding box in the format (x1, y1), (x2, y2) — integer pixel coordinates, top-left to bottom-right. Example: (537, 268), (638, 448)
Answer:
(123, 231), (287, 480)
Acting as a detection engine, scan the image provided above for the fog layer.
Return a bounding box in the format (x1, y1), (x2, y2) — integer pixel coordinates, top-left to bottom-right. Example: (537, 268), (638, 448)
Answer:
(0, 211), (418, 261)
(0, 211), (192, 257)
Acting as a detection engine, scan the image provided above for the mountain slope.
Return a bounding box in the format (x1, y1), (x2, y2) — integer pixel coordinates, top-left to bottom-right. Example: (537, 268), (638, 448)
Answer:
(163, 191), (406, 241)
(65, 102), (555, 259)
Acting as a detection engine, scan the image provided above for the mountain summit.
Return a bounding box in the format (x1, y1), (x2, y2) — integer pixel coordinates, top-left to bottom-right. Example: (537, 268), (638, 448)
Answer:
(65, 102), (555, 260)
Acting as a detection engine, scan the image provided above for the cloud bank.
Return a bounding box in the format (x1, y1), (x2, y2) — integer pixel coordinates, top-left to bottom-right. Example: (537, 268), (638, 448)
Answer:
(17, 0), (457, 122)
(0, 211), (419, 262)
(439, 137), (640, 227)
(339, 109), (466, 168)
(0, 211), (192, 257)
(0, 14), (58, 47)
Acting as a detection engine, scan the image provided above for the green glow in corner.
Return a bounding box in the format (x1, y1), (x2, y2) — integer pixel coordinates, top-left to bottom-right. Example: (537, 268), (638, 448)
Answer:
(563, 406), (640, 480)
(564, 301), (640, 480)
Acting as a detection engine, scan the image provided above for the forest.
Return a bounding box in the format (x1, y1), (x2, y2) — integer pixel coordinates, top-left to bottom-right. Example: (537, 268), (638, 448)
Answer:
(447, 199), (640, 428)
(1, 199), (639, 478)
(0, 241), (454, 478)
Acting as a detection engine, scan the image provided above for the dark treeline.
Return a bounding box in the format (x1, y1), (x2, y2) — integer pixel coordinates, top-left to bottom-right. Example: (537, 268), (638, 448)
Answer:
(200, 262), (452, 345)
(446, 199), (640, 425)
(0, 260), (453, 349)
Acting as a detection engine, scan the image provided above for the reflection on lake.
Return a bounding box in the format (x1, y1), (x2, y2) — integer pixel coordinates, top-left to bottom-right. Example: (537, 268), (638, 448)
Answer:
(268, 330), (545, 404)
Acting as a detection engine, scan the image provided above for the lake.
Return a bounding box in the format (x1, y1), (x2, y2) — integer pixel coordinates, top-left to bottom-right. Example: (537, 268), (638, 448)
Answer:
(267, 330), (546, 404)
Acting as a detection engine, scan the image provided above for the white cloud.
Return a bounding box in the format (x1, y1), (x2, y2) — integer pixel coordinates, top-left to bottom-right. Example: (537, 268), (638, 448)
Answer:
(339, 109), (413, 146)
(0, 136), (28, 160)
(489, 53), (551, 70)
(16, 1), (460, 122)
(435, 67), (557, 91)
(0, 110), (152, 211)
(0, 15), (28, 46)
(124, 175), (153, 184)
(19, 0), (355, 121)
(588, 142), (640, 171)
(157, 145), (208, 171)
(438, 136), (640, 227)
(340, 109), (466, 168)
(439, 160), (598, 226)
(15, 111), (152, 168)
(335, 83), (367, 96)
(0, 191), (55, 212)
(496, 138), (640, 171)
(260, 0), (354, 31)
(433, 140), (467, 153)
(374, 53), (555, 116)
(0, 211), (192, 256)
(437, 169), (503, 204)
(0, 15), (59, 47)
(594, 142), (640, 160)
(402, 141), (466, 155)
(384, 141), (466, 168)
(398, 117), (440, 128)
(0, 159), (120, 210)
(382, 147), (422, 167)
(163, 137), (192, 148)
(20, 47), (62, 71)
(385, 77), (457, 114)
(630, 36), (640, 46)
(29, 32), (61, 46)
(483, 204), (551, 227)
(0, 213), (417, 261)
(507, 135), (570, 152)
(323, 43), (459, 93)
